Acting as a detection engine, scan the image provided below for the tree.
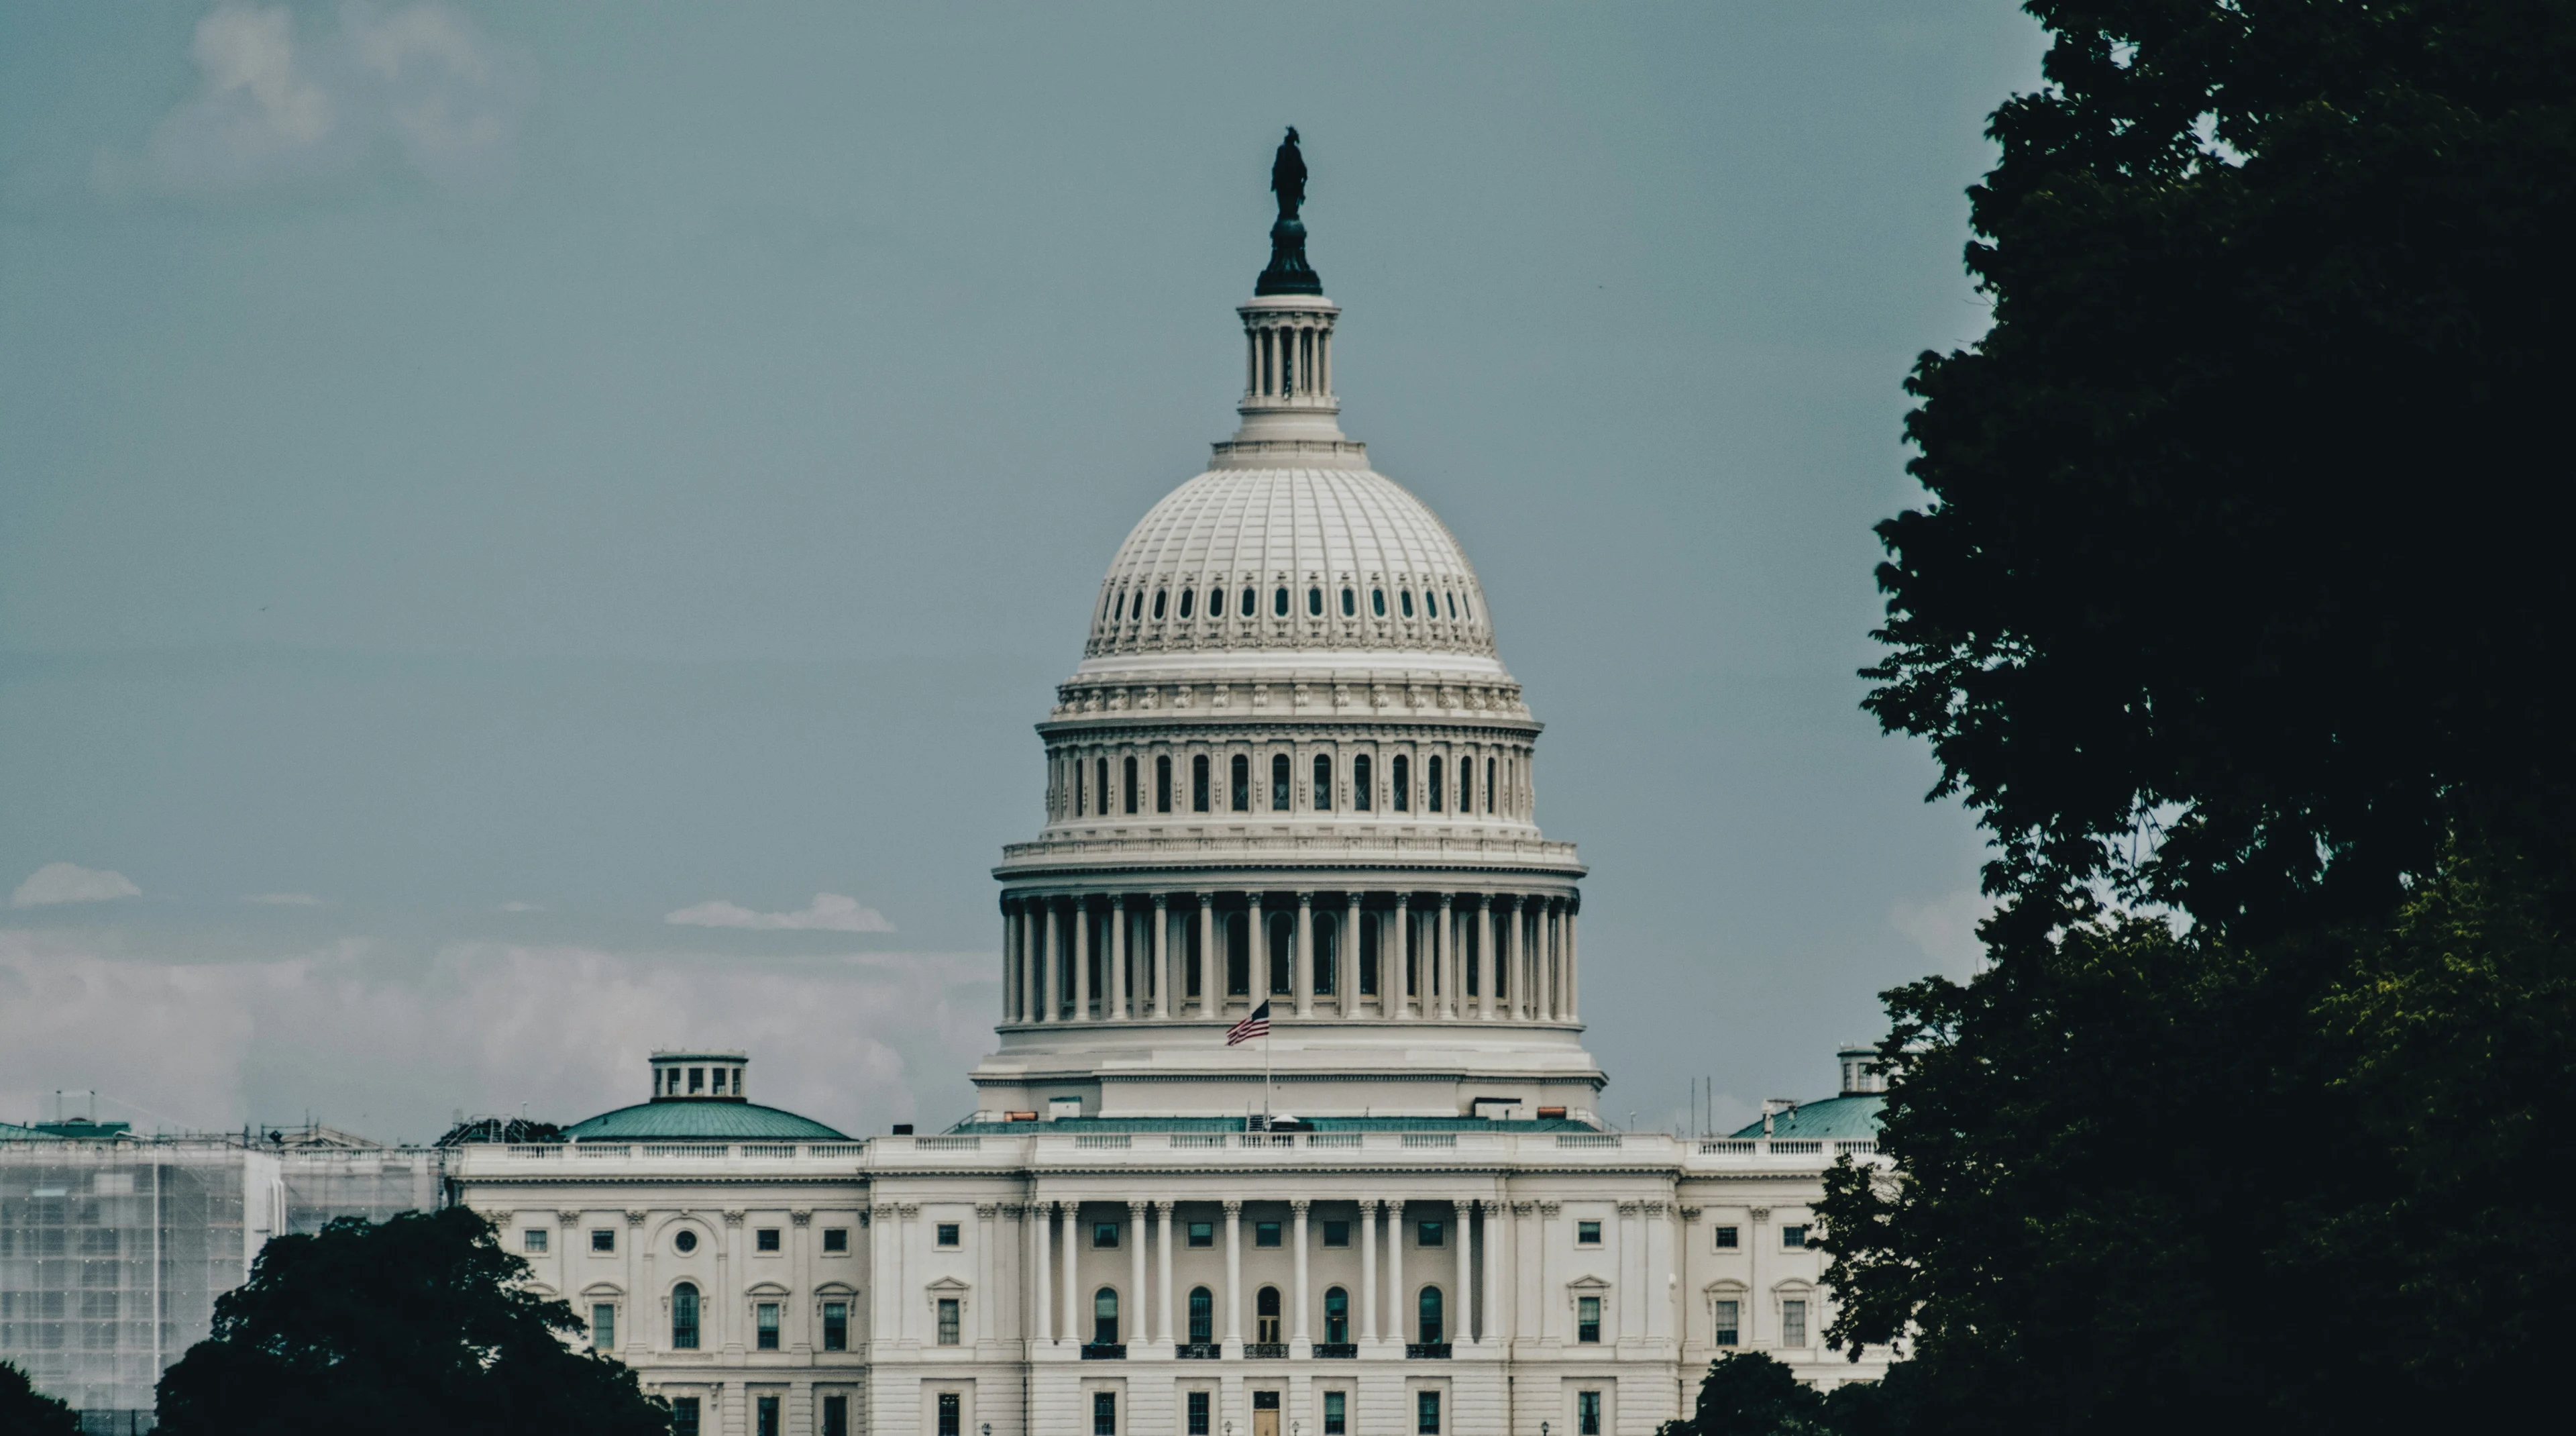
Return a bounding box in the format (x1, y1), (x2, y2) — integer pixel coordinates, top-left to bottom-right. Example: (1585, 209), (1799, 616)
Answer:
(155, 1207), (669, 1436)
(1822, 1), (2576, 1431)
(0, 1360), (80, 1435)
(1658, 1353), (1826, 1436)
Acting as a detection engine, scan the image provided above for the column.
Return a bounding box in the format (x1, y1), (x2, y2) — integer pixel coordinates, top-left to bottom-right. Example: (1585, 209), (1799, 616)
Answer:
(1248, 892), (1266, 1007)
(1455, 1201), (1477, 1345)
(1128, 1200), (1148, 1347)
(1291, 1198), (1311, 1349)
(1617, 1202), (1641, 1345)
(976, 1204), (999, 1348)
(1567, 902), (1580, 1020)
(1152, 894), (1173, 1020)
(1387, 1200), (1406, 1343)
(1074, 899), (1093, 1022)
(1034, 1199), (1053, 1343)
(1024, 903), (1042, 1021)
(1110, 896), (1129, 1020)
(1002, 902), (1019, 1021)
(1434, 895), (1454, 1020)
(1358, 1200), (1379, 1343)
(1536, 1202), (1560, 1345)
(1393, 894), (1413, 1017)
(1040, 901), (1060, 1022)
(1155, 1199), (1177, 1345)
(1197, 893), (1217, 1017)
(1343, 892), (1362, 1016)
(1505, 896), (1525, 1020)
(1063, 1199), (1081, 1343)
(1483, 1196), (1505, 1345)
(1476, 896), (1495, 1021)
(1222, 1200), (1244, 1349)
(1293, 892), (1315, 1018)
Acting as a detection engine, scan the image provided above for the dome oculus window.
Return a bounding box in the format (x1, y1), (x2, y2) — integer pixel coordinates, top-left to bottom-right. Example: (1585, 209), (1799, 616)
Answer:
(1372, 588), (1386, 617)
(1340, 587), (1355, 617)
(1152, 589), (1167, 620)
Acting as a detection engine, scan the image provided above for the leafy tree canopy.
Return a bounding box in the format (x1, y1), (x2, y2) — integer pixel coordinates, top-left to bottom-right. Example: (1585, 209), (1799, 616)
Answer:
(0, 1360), (81, 1435)
(155, 1207), (668, 1436)
(1825, 1), (2576, 1432)
(1656, 1353), (1914, 1436)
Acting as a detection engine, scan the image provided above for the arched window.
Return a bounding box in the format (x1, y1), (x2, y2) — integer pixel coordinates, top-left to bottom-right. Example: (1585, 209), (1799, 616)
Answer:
(1269, 909), (1293, 994)
(1124, 756), (1139, 815)
(1340, 586), (1355, 617)
(1353, 755), (1373, 811)
(1073, 758), (1085, 816)
(1240, 586), (1255, 617)
(1446, 591), (1458, 619)
(1226, 913), (1250, 995)
(1098, 758), (1112, 816)
(1271, 754), (1291, 811)
(1093, 1288), (1119, 1346)
(1428, 756), (1445, 812)
(1423, 590), (1438, 619)
(1274, 586), (1290, 618)
(1324, 1286), (1350, 1343)
(1393, 755), (1410, 812)
(673, 1282), (700, 1349)
(1372, 588), (1386, 617)
(1417, 1286), (1444, 1345)
(1112, 591), (1126, 623)
(1307, 586), (1324, 617)
(1157, 755), (1173, 813)
(1313, 754), (1333, 811)
(1231, 755), (1250, 812)
(1485, 758), (1495, 814)
(1152, 589), (1167, 620)
(1460, 758), (1472, 812)
(1193, 754), (1211, 813)
(1188, 1286), (1214, 1345)
(1256, 1286), (1283, 1344)
(1461, 595), (1473, 621)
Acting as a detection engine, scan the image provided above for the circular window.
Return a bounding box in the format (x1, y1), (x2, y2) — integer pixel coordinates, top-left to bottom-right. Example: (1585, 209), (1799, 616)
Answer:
(1371, 588), (1385, 617)
(674, 1229), (698, 1254)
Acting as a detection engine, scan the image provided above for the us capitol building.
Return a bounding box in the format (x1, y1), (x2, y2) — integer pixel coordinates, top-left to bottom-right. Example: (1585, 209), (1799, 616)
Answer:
(0, 137), (1888, 1435)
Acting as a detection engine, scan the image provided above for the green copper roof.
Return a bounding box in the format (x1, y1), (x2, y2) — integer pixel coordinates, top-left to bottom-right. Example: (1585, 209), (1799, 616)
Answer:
(565, 1101), (848, 1142)
(945, 1115), (1601, 1135)
(0, 1121), (62, 1141)
(1729, 1093), (1884, 1141)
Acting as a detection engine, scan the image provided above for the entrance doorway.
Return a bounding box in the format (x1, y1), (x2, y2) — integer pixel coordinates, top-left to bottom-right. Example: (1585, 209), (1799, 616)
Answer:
(1252, 1388), (1281, 1436)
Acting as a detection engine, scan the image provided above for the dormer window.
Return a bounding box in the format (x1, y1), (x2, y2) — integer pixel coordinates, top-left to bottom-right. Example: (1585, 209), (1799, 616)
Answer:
(689, 1068), (704, 1094)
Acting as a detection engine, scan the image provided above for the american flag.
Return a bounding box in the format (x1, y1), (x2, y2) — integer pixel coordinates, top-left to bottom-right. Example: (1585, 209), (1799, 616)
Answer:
(1226, 1001), (1272, 1046)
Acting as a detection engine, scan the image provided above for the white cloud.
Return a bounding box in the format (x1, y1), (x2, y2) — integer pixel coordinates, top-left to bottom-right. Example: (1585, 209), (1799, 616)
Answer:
(146, 2), (533, 193)
(11, 863), (143, 909)
(665, 894), (897, 933)
(1890, 889), (1996, 979)
(0, 930), (994, 1141)
(244, 892), (323, 907)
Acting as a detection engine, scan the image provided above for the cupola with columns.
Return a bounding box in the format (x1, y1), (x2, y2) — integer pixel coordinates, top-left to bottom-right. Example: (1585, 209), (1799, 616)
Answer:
(979, 132), (1599, 1125)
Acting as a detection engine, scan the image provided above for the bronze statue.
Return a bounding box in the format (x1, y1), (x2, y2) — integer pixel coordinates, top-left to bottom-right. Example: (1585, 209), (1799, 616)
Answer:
(1271, 127), (1307, 221)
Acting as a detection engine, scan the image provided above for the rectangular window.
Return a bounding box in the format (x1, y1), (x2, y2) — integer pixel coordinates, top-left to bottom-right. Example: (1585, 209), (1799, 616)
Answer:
(937, 1222), (961, 1247)
(1418, 1390), (1442, 1435)
(1188, 1221), (1214, 1248)
(757, 1395), (780, 1436)
(1576, 1220), (1601, 1245)
(1394, 754), (1410, 811)
(756, 1302), (780, 1350)
(1578, 1294), (1601, 1343)
(1157, 756), (1172, 813)
(1782, 1299), (1808, 1347)
(690, 1066), (704, 1093)
(822, 1301), (849, 1351)
(590, 1228), (615, 1253)
(1322, 1220), (1350, 1247)
(1187, 1391), (1212, 1436)
(827, 1394), (853, 1436)
(757, 1227), (781, 1252)
(1417, 1219), (1444, 1247)
(1094, 1221), (1120, 1248)
(1713, 1299), (1740, 1346)
(1194, 754), (1211, 812)
(938, 1297), (961, 1346)
(1325, 1390), (1348, 1435)
(934, 1392), (959, 1436)
(1126, 756), (1139, 814)
(1782, 1225), (1808, 1249)
(523, 1228), (548, 1253)
(1255, 1220), (1282, 1248)
(1093, 1390), (1118, 1436)
(1578, 1390), (1603, 1436)
(823, 1227), (849, 1253)
(673, 1398), (702, 1436)
(590, 1302), (615, 1349)
(1714, 1225), (1739, 1250)
(1354, 755), (1372, 811)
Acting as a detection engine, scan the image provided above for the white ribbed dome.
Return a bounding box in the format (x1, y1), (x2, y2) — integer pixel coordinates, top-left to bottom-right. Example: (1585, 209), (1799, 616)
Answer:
(1083, 466), (1496, 664)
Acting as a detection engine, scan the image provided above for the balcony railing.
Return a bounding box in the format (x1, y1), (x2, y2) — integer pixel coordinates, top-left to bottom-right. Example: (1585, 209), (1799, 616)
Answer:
(1244, 1342), (1289, 1360)
(1405, 1342), (1452, 1360)
(1175, 1343), (1222, 1360)
(1081, 1343), (1126, 1360)
(1313, 1342), (1358, 1359)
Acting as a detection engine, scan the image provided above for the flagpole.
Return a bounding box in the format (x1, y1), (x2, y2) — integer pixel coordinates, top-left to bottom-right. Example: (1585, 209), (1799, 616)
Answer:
(1264, 1013), (1273, 1123)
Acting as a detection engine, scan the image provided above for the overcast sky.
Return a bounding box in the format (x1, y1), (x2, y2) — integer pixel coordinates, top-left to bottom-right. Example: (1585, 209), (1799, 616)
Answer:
(0, 3), (2045, 1142)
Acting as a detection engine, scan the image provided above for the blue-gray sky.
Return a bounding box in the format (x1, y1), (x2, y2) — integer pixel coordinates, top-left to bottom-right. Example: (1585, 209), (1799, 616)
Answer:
(0, 3), (2043, 1141)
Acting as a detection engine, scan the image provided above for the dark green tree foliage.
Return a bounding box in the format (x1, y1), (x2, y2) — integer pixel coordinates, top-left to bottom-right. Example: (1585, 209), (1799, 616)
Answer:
(155, 1207), (669, 1436)
(1656, 1353), (1915, 1436)
(0, 1360), (81, 1435)
(1824, 1), (2576, 1432)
